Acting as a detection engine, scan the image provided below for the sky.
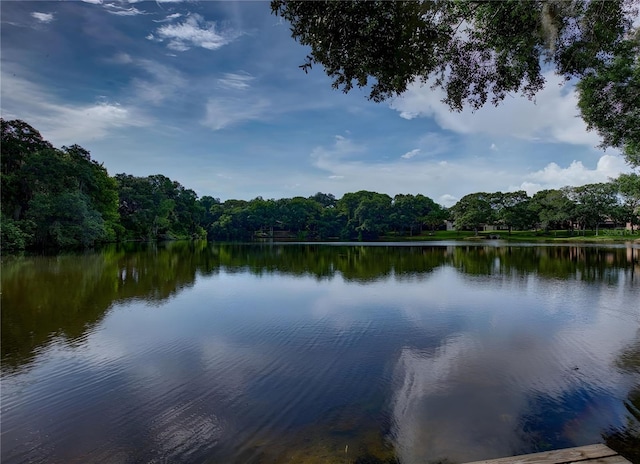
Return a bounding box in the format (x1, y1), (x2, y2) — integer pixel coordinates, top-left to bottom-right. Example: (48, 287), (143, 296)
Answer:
(1, 0), (636, 207)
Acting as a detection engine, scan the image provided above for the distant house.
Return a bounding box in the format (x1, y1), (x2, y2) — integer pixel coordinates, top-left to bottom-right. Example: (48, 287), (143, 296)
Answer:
(446, 221), (511, 232)
(482, 224), (509, 232)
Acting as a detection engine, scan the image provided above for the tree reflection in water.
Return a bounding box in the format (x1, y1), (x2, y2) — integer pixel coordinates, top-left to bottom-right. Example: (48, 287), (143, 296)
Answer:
(1, 242), (638, 463)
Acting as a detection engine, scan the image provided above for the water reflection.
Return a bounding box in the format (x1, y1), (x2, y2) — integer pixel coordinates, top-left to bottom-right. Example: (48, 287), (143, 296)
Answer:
(390, 294), (635, 463)
(605, 333), (640, 462)
(1, 242), (638, 463)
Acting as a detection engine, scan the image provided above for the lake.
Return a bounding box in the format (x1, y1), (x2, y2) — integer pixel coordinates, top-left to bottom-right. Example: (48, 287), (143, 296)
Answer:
(2, 242), (639, 464)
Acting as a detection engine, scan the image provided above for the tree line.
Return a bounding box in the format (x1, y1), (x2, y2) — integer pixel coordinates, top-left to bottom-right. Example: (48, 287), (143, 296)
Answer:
(1, 119), (639, 251)
(451, 180), (640, 236)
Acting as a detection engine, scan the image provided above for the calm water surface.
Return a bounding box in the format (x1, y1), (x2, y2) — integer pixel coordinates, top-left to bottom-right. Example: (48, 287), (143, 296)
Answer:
(2, 242), (639, 464)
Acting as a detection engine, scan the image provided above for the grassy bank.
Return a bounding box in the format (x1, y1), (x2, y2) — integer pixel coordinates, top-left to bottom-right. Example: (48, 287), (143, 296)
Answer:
(381, 229), (640, 243)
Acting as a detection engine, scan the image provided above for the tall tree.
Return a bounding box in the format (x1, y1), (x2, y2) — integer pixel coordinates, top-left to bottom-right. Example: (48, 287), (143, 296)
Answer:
(568, 182), (619, 235)
(116, 174), (205, 241)
(422, 202), (449, 232)
(208, 199), (252, 241)
(61, 145), (121, 240)
(27, 191), (106, 248)
(247, 197), (280, 236)
(337, 190), (381, 238)
(1, 119), (54, 221)
(530, 189), (576, 232)
(1, 119), (53, 175)
(615, 173), (640, 232)
(272, 1), (639, 163)
(494, 191), (535, 234)
(281, 197), (323, 236)
(353, 193), (392, 239)
(309, 192), (337, 208)
(1, 121), (120, 249)
(391, 194), (443, 235)
(451, 192), (494, 235)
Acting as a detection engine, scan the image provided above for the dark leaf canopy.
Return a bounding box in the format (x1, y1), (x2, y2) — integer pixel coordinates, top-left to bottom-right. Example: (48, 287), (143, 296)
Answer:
(272, 0), (639, 162)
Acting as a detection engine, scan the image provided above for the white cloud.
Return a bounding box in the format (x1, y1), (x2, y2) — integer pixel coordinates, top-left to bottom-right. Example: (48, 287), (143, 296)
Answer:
(417, 132), (451, 156)
(81, 0), (103, 4)
(438, 194), (458, 207)
(104, 4), (146, 16)
(152, 14), (239, 52)
(402, 149), (420, 159)
(217, 72), (254, 91)
(516, 153), (633, 195)
(48, 103), (147, 142)
(104, 55), (186, 105)
(322, 149), (630, 206)
(0, 70), (150, 145)
(203, 97), (270, 130)
(302, 135), (634, 206)
(490, 143), (497, 151)
(131, 60), (187, 104)
(166, 40), (190, 52)
(311, 135), (364, 166)
(153, 13), (182, 23)
(308, 136), (521, 202)
(109, 52), (133, 64)
(389, 72), (602, 148)
(31, 12), (54, 23)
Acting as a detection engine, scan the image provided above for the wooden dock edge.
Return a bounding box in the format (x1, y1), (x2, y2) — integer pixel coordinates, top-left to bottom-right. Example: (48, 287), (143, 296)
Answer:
(461, 443), (631, 464)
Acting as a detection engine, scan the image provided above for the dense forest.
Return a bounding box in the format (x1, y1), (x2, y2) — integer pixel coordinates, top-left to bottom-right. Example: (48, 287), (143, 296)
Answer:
(1, 119), (639, 251)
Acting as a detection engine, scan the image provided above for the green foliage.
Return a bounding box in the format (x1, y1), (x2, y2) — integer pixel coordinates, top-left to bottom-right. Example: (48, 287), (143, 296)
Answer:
(271, 0), (549, 107)
(530, 189), (575, 231)
(615, 173), (640, 232)
(317, 207), (342, 239)
(27, 191), (106, 248)
(1, 119), (54, 221)
(272, 0), (639, 163)
(115, 173), (204, 241)
(450, 182), (639, 237)
(1, 119), (53, 176)
(2, 119), (637, 250)
(309, 192), (337, 208)
(577, 34), (640, 165)
(337, 190), (392, 239)
(451, 192), (494, 234)
(568, 182), (619, 234)
(0, 214), (31, 252)
(391, 194), (441, 235)
(205, 190), (450, 242)
(1, 119), (119, 249)
(62, 145), (121, 240)
(354, 193), (392, 239)
(494, 191), (536, 233)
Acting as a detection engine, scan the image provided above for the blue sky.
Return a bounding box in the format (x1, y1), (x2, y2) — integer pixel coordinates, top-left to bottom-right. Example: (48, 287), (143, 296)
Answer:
(1, 1), (635, 206)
